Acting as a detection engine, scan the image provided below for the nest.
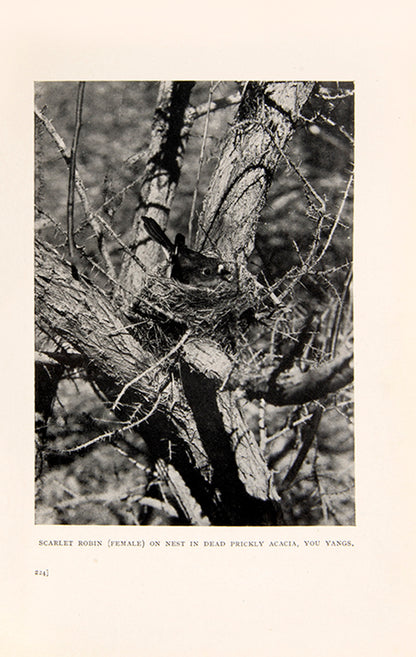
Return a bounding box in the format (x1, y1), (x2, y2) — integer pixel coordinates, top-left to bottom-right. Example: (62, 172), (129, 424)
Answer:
(129, 272), (260, 353)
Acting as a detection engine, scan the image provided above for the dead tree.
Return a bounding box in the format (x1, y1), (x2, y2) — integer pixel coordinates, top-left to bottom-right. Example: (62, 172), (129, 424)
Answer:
(35, 81), (354, 525)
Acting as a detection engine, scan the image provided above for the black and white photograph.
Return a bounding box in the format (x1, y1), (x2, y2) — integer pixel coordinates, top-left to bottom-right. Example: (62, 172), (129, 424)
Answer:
(35, 81), (354, 526)
(1, 3), (415, 655)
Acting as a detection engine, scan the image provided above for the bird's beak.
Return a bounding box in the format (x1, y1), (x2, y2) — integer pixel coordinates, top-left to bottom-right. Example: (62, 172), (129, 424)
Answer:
(217, 263), (233, 281)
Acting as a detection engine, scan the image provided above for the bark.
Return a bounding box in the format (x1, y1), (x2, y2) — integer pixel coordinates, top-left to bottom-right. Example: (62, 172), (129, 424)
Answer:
(261, 353), (353, 406)
(35, 81), (352, 526)
(119, 81), (195, 297)
(35, 240), (279, 525)
(182, 339), (354, 407)
(196, 82), (315, 261)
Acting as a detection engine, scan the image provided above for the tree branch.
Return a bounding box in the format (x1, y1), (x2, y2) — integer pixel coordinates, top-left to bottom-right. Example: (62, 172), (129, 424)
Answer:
(35, 239), (279, 524)
(248, 352), (353, 406)
(119, 81), (196, 296)
(66, 81), (85, 277)
(182, 339), (353, 406)
(196, 81), (315, 262)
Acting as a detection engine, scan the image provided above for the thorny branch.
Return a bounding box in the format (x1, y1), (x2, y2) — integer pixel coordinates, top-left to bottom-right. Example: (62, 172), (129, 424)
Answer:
(111, 330), (191, 411)
(41, 392), (163, 456)
(35, 104), (143, 280)
(66, 81), (85, 277)
(35, 81), (354, 526)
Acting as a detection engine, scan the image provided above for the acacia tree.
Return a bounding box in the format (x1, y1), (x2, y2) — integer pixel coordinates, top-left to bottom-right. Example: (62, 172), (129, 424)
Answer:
(35, 81), (354, 526)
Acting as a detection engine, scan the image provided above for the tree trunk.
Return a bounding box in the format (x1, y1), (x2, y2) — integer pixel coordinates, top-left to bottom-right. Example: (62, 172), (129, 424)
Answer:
(35, 239), (280, 524)
(35, 80), (353, 526)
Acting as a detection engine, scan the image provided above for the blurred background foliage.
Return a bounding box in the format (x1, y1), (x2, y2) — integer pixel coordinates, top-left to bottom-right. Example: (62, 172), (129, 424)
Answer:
(35, 81), (354, 525)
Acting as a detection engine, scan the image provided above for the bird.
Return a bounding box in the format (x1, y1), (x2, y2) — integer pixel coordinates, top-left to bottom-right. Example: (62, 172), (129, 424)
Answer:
(142, 216), (231, 288)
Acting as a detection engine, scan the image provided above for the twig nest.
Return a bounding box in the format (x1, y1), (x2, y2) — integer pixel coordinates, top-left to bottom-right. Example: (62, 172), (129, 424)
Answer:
(129, 271), (259, 350)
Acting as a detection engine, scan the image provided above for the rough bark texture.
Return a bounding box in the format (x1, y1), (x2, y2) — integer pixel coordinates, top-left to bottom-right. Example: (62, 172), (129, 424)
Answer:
(35, 81), (352, 526)
(35, 240), (279, 525)
(119, 82), (195, 298)
(182, 339), (353, 407)
(196, 82), (315, 261)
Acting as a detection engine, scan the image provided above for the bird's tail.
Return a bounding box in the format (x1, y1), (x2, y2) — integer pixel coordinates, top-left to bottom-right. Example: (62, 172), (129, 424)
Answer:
(142, 216), (174, 253)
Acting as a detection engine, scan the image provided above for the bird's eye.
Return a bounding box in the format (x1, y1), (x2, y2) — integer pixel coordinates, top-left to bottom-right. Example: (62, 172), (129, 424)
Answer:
(201, 267), (212, 277)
